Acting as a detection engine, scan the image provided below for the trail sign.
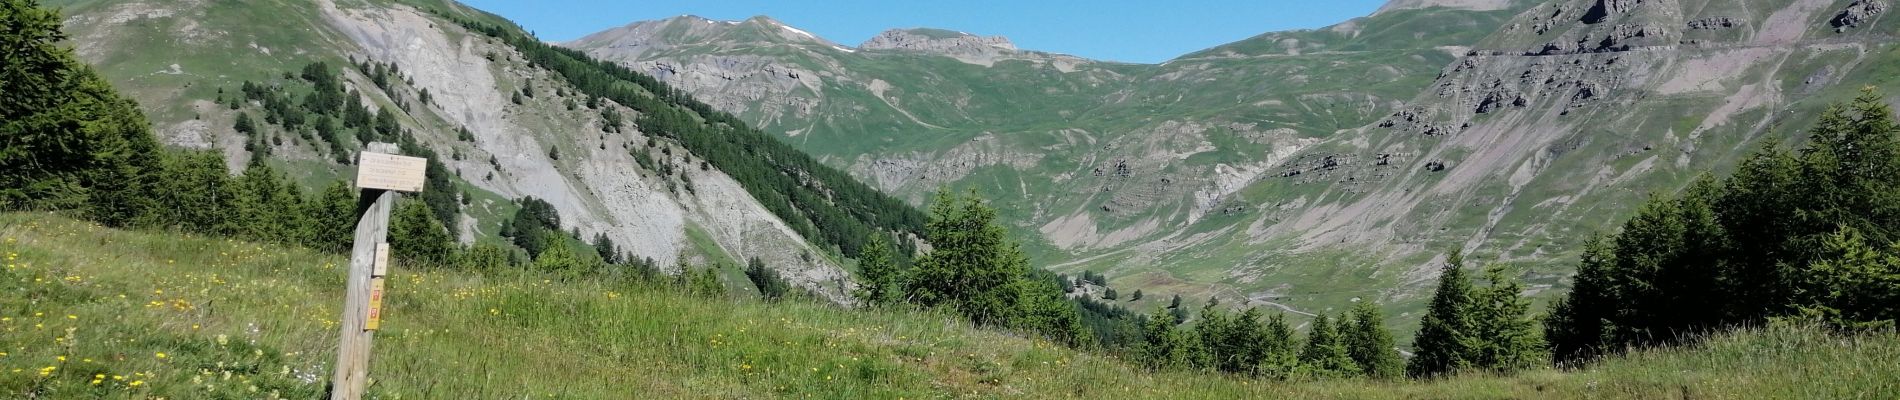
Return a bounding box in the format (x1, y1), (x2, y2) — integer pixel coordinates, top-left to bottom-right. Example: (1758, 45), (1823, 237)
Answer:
(365, 278), (385, 331)
(332, 143), (421, 400)
(355, 152), (427, 192)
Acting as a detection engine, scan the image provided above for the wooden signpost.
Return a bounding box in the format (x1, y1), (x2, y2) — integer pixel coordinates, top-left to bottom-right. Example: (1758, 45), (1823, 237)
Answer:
(331, 143), (427, 400)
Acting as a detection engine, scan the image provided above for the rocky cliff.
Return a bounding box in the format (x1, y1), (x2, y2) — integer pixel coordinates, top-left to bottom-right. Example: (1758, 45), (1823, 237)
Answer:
(52, 0), (859, 302)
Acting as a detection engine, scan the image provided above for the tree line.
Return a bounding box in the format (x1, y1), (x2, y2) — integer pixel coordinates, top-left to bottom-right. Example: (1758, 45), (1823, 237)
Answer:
(1546, 89), (1900, 364)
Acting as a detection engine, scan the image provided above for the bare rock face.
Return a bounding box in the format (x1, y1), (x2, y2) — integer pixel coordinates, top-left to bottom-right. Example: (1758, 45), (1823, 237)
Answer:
(1686, 16), (1741, 30)
(1832, 0), (1888, 30)
(1581, 0), (1645, 24)
(858, 29), (1018, 65)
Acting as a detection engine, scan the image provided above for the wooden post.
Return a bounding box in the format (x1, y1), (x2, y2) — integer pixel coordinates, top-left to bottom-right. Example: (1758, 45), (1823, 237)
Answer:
(331, 187), (394, 400)
(331, 143), (426, 400)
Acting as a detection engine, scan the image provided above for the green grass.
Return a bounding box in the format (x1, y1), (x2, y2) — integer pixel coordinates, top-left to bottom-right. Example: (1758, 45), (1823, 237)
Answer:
(2, 212), (1897, 399)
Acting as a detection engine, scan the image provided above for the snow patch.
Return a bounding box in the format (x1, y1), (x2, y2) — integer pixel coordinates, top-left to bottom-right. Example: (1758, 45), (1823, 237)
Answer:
(780, 24), (818, 41)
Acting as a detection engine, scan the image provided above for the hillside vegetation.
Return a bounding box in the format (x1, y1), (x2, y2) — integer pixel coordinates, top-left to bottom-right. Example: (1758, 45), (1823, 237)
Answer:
(3, 212), (1897, 399)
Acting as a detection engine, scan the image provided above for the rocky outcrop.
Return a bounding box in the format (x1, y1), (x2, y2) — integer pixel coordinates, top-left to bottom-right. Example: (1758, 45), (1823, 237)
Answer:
(860, 28), (1016, 53)
(1581, 0), (1644, 25)
(1832, 0), (1888, 30)
(858, 28), (1021, 66)
(1686, 16), (1741, 30)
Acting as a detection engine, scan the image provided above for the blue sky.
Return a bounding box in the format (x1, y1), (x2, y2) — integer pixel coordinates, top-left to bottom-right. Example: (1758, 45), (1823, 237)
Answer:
(458, 0), (1391, 64)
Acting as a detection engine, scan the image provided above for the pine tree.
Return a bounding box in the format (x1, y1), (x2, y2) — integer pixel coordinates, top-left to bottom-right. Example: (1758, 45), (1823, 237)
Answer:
(688, 265), (727, 297)
(1, 0), (161, 220)
(234, 112), (256, 136)
(146, 151), (235, 234)
(905, 190), (1026, 326)
(1468, 264), (1545, 373)
(854, 233), (902, 305)
(390, 199), (454, 265)
(1298, 313), (1360, 378)
(1343, 300), (1403, 379)
(533, 232), (585, 277)
(1409, 250), (1475, 378)
(1139, 309), (1200, 371)
(745, 257), (792, 301)
(460, 241), (513, 272)
(310, 181), (359, 253)
(1012, 274), (1089, 346)
(1715, 142), (1802, 322)
(1257, 312), (1302, 380)
(591, 232), (620, 265)
(1799, 227), (1900, 330)
(1546, 235), (1617, 364)
(502, 197), (561, 257)
(1194, 304), (1232, 371)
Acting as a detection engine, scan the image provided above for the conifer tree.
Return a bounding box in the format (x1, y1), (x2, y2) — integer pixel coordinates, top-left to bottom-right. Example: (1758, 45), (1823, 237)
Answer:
(534, 232), (586, 277)
(1545, 235), (1616, 364)
(854, 233), (902, 305)
(745, 257), (791, 301)
(460, 241), (513, 272)
(1138, 309), (1200, 371)
(1194, 304), (1233, 371)
(146, 151), (235, 234)
(1298, 313), (1360, 378)
(390, 199), (454, 265)
(1257, 312), (1302, 380)
(591, 232), (620, 265)
(1343, 300), (1403, 379)
(310, 181), (359, 252)
(1800, 227), (1900, 330)
(1468, 265), (1545, 373)
(1, 0), (161, 219)
(688, 265), (727, 297)
(1409, 250), (1474, 378)
(906, 190), (1026, 326)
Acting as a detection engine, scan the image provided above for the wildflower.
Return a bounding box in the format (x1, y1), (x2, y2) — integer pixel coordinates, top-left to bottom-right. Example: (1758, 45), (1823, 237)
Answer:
(130, 380), (144, 387)
(156, 352), (168, 359)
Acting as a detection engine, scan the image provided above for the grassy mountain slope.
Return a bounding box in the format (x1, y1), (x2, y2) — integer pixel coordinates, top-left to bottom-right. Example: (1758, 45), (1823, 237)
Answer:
(3, 212), (1896, 398)
(43, 0), (891, 300)
(565, 0), (1900, 332)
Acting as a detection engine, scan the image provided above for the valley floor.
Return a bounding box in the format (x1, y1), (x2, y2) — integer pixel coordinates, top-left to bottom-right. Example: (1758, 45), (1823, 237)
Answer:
(0, 212), (1893, 399)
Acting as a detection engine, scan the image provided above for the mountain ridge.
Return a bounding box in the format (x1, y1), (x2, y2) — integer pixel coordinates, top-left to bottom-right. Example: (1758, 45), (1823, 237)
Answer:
(561, 0), (1900, 328)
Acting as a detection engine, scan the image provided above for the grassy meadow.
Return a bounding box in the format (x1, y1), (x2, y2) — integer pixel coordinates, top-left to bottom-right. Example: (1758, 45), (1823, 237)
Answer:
(1, 212), (1895, 399)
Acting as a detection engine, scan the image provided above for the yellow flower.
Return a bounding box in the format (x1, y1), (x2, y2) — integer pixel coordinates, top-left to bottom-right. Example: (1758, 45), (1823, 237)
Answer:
(155, 352), (168, 359)
(66, 315), (76, 320)
(130, 380), (144, 387)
